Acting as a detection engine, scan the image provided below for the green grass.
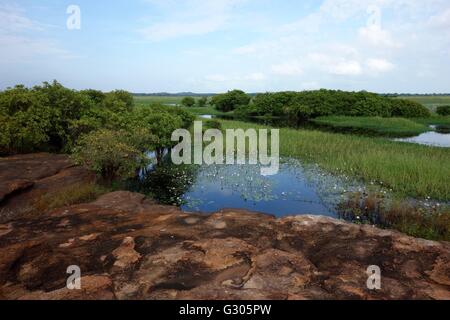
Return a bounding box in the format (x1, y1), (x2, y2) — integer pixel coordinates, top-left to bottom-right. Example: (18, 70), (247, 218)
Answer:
(134, 95), (230, 116)
(395, 95), (450, 111)
(134, 95), (189, 105)
(181, 106), (230, 116)
(413, 116), (450, 126)
(312, 116), (429, 137)
(220, 119), (450, 201)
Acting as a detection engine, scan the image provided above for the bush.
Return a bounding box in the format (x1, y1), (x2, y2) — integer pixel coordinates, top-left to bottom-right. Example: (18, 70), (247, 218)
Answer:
(0, 81), (137, 154)
(283, 103), (313, 121)
(72, 129), (147, 182)
(390, 99), (431, 118)
(196, 97), (208, 108)
(181, 97), (196, 108)
(240, 90), (434, 119)
(211, 90), (251, 112)
(436, 105), (450, 116)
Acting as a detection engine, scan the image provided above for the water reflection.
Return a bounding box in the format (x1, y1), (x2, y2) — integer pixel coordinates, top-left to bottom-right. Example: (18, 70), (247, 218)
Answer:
(395, 126), (450, 148)
(127, 157), (371, 218)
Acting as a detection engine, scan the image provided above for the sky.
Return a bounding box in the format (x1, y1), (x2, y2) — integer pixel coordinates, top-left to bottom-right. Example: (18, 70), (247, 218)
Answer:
(0, 0), (449, 93)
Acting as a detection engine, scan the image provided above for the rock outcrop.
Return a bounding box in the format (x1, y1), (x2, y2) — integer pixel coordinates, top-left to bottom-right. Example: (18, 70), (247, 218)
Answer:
(0, 154), (449, 300)
(0, 153), (94, 222)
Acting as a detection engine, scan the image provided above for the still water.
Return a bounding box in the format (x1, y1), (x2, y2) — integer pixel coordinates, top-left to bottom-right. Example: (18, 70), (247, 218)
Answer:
(127, 157), (367, 218)
(395, 126), (450, 148)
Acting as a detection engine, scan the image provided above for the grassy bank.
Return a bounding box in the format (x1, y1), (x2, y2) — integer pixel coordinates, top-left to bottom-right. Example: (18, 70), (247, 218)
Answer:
(413, 116), (450, 126)
(396, 95), (450, 110)
(312, 116), (430, 137)
(220, 119), (450, 201)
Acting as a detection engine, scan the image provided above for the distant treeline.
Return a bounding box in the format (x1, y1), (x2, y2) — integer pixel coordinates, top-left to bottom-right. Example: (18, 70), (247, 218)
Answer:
(133, 92), (215, 97)
(208, 89), (432, 120)
(133, 92), (450, 98)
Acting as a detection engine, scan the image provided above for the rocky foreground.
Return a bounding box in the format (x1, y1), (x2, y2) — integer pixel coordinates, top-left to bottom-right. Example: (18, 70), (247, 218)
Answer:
(0, 154), (449, 300)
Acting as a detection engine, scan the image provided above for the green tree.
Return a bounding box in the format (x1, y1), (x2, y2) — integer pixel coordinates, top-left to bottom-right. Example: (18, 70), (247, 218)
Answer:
(436, 105), (450, 116)
(72, 129), (146, 183)
(107, 90), (134, 110)
(390, 99), (431, 118)
(81, 89), (106, 104)
(181, 96), (196, 108)
(211, 90), (251, 112)
(196, 96), (208, 108)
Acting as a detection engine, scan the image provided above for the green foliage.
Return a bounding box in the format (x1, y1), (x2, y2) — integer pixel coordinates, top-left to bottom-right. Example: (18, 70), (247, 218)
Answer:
(181, 96), (196, 108)
(107, 90), (134, 110)
(436, 105), (450, 116)
(204, 119), (222, 130)
(240, 90), (431, 120)
(284, 103), (313, 121)
(72, 129), (147, 182)
(80, 89), (106, 104)
(0, 81), (142, 155)
(211, 90), (251, 112)
(390, 99), (431, 118)
(196, 96), (208, 108)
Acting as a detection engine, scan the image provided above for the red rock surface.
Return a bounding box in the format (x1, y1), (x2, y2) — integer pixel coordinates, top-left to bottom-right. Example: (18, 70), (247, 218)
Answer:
(0, 154), (449, 300)
(0, 153), (94, 222)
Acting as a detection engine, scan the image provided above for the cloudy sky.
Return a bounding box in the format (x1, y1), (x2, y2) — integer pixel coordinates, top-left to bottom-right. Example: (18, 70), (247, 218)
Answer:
(1, 0), (449, 93)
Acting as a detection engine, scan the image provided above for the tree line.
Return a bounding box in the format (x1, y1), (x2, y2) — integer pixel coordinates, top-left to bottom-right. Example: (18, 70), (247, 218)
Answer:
(0, 81), (194, 182)
(208, 89), (432, 120)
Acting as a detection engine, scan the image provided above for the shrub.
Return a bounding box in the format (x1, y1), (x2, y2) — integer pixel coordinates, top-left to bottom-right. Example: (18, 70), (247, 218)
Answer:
(72, 129), (147, 183)
(0, 82), (137, 154)
(181, 97), (196, 108)
(436, 105), (450, 116)
(196, 97), (208, 108)
(283, 103), (313, 121)
(390, 99), (431, 118)
(211, 90), (251, 112)
(81, 89), (106, 104)
(107, 90), (134, 110)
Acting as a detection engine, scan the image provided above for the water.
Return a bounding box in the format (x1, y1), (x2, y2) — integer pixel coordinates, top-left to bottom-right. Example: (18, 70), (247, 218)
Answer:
(395, 126), (450, 148)
(127, 157), (368, 218)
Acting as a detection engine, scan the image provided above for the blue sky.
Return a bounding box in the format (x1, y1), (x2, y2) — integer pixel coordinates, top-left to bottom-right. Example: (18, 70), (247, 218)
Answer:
(1, 0), (450, 93)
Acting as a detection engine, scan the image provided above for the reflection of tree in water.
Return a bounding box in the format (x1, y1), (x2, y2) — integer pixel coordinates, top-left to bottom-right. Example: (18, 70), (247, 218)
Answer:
(126, 160), (199, 206)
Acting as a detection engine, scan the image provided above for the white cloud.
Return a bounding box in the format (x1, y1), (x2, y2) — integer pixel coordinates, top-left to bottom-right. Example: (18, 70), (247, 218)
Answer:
(309, 52), (362, 76)
(366, 58), (394, 73)
(0, 5), (73, 62)
(140, 0), (244, 41)
(0, 4), (42, 33)
(205, 74), (228, 82)
(428, 8), (450, 29)
(358, 25), (400, 49)
(330, 60), (362, 76)
(271, 61), (304, 76)
(206, 72), (266, 82)
(245, 72), (266, 81)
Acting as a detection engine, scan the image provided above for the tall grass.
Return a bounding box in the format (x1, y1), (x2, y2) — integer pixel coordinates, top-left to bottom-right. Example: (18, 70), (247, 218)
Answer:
(32, 183), (109, 214)
(313, 116), (429, 137)
(220, 119), (450, 200)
